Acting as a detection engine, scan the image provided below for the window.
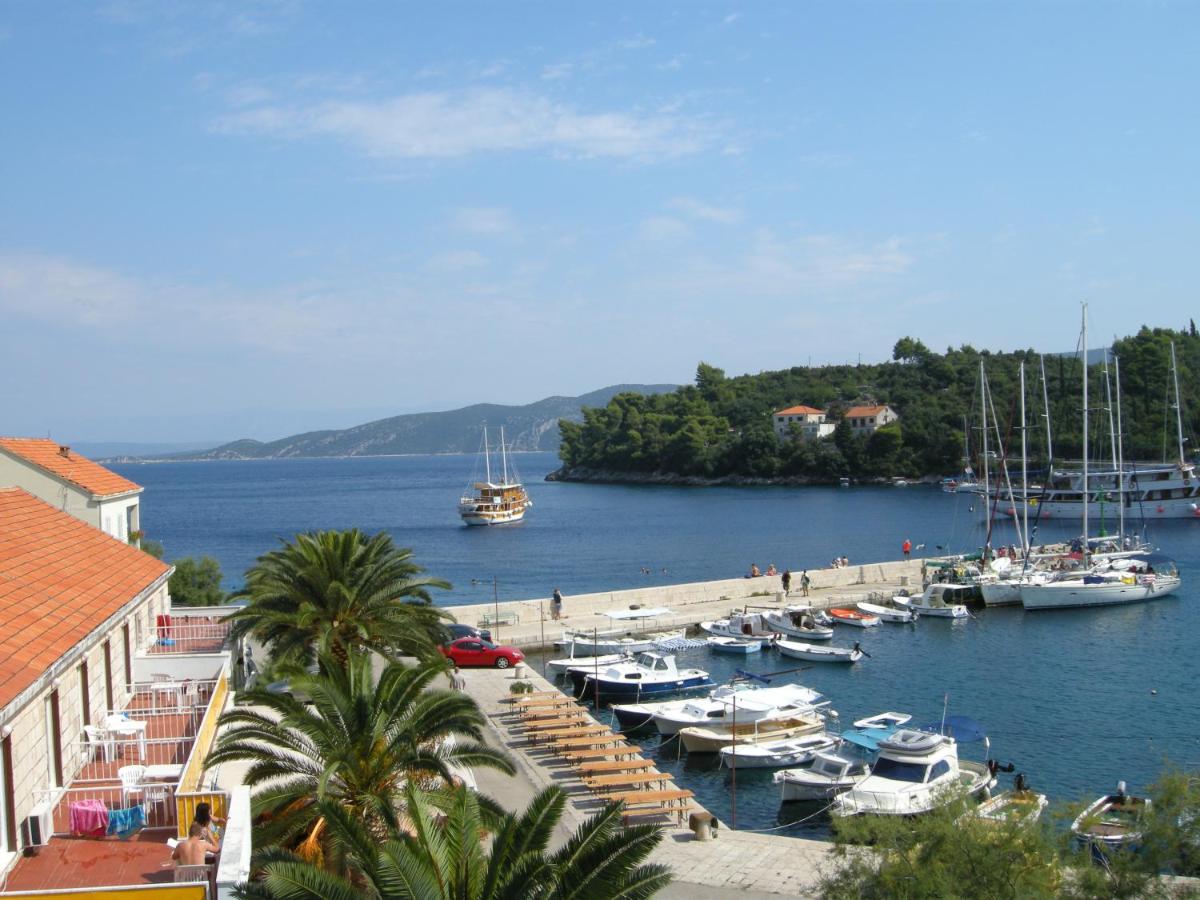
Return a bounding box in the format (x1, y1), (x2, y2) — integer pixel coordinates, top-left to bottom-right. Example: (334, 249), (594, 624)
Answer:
(870, 758), (927, 783)
(122, 623), (132, 690)
(46, 691), (63, 787)
(103, 641), (113, 710)
(928, 760), (951, 782)
(79, 661), (90, 728)
(1, 734), (15, 853)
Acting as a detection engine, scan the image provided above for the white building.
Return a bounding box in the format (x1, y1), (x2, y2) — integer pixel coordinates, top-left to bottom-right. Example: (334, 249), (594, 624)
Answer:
(0, 438), (142, 543)
(843, 405), (900, 435)
(773, 405), (836, 440)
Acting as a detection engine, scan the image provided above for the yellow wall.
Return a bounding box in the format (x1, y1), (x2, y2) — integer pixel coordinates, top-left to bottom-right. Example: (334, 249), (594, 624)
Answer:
(0, 886), (205, 899)
(175, 667), (230, 838)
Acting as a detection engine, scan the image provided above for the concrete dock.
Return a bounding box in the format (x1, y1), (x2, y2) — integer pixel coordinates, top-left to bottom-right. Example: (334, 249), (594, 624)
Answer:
(446, 559), (924, 650)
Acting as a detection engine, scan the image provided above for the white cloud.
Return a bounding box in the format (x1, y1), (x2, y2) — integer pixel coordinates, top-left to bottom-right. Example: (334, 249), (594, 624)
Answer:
(667, 196), (741, 224)
(638, 216), (690, 241)
(541, 62), (574, 81)
(0, 253), (140, 325)
(214, 87), (715, 161)
(619, 34), (656, 50)
(722, 13), (741, 25)
(452, 207), (517, 236)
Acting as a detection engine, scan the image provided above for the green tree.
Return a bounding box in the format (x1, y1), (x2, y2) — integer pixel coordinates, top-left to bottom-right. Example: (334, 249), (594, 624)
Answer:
(168, 556), (225, 606)
(208, 651), (514, 856)
(229, 529), (452, 668)
(237, 782), (670, 900)
(141, 539), (165, 560)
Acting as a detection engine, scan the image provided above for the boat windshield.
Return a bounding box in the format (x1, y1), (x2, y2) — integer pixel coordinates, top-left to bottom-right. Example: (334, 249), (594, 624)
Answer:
(871, 757), (929, 783)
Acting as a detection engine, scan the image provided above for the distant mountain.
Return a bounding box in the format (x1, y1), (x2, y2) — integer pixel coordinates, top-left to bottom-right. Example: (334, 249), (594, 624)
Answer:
(78, 441), (219, 460)
(163, 385), (679, 460)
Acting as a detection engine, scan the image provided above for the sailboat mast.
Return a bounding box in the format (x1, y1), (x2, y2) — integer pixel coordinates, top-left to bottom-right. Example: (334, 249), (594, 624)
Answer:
(1040, 355), (1054, 465)
(1171, 341), (1185, 465)
(483, 425), (492, 484)
(980, 360), (990, 543)
(1103, 351), (1118, 539)
(1081, 304), (1089, 555)
(1114, 353), (1126, 543)
(1020, 362), (1029, 552)
(500, 426), (510, 484)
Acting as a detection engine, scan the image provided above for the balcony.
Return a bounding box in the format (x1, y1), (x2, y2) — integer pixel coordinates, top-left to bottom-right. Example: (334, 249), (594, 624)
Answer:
(1, 667), (237, 897)
(145, 608), (233, 656)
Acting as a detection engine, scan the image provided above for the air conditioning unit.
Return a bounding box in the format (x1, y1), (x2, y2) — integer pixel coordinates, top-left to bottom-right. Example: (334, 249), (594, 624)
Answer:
(22, 803), (54, 848)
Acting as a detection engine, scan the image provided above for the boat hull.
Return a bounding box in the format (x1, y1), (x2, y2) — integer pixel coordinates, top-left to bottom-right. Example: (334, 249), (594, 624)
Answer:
(1020, 576), (1181, 610)
(979, 581), (1023, 607)
(580, 673), (711, 699)
(459, 508), (527, 526)
(706, 637), (763, 654)
(678, 718), (823, 754)
(776, 640), (861, 663)
(546, 653), (626, 676)
(719, 733), (838, 769)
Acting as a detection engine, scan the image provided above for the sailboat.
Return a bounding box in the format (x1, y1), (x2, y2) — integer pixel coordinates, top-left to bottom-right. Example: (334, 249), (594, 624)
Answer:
(1019, 307), (1182, 610)
(458, 425), (532, 526)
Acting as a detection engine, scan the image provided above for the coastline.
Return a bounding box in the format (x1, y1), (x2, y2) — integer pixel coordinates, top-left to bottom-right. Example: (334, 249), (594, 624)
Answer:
(546, 465), (933, 488)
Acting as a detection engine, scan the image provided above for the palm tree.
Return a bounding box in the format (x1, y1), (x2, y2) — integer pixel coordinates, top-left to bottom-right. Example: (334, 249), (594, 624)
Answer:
(229, 529), (453, 668)
(207, 651), (515, 855)
(238, 782), (672, 899)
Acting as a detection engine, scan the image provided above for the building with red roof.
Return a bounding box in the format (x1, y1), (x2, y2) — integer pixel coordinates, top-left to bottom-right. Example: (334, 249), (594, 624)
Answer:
(843, 404), (900, 435)
(0, 439), (142, 544)
(773, 405), (835, 440)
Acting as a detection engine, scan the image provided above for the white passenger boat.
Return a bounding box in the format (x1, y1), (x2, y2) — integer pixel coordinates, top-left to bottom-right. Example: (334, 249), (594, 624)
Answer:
(831, 726), (995, 817)
(775, 750), (872, 802)
(678, 714), (825, 754)
(705, 635), (765, 654)
(719, 731), (839, 769)
(614, 682), (824, 735)
(894, 583), (971, 618)
(1071, 782), (1150, 851)
(776, 639), (864, 664)
(763, 606), (833, 641)
(700, 611), (777, 640)
(856, 601), (916, 624)
(458, 426), (532, 526)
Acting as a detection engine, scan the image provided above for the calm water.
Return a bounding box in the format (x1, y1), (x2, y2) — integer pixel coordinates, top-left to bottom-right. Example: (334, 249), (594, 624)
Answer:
(113, 454), (1200, 834)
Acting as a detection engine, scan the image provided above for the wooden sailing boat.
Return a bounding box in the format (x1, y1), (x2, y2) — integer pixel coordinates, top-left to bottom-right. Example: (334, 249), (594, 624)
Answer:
(458, 425), (532, 526)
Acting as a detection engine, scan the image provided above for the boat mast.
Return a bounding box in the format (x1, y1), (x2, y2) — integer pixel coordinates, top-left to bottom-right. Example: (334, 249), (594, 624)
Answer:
(1020, 362), (1029, 553)
(1171, 341), (1185, 466)
(500, 426), (510, 485)
(979, 360), (991, 550)
(1081, 303), (1089, 557)
(483, 425), (492, 484)
(1103, 351), (1118, 539)
(1114, 353), (1126, 543)
(1039, 354), (1054, 465)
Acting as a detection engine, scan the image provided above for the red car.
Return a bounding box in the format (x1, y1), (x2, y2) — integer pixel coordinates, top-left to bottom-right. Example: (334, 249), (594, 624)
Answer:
(441, 637), (525, 669)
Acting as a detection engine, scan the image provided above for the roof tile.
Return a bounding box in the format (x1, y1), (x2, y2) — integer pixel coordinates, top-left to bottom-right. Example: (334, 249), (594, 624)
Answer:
(0, 438), (141, 498)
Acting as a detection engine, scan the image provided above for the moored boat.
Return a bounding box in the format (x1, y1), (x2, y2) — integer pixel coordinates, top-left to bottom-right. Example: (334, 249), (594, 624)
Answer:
(856, 601), (916, 624)
(706, 635), (765, 654)
(625, 682), (825, 736)
(829, 607), (880, 627)
(1020, 554), (1181, 610)
(678, 714), (825, 754)
(895, 583), (971, 618)
(764, 606), (834, 641)
(700, 611), (778, 640)
(572, 651), (710, 699)
(776, 750), (872, 802)
(546, 650), (627, 677)
(973, 789), (1049, 825)
(1071, 782), (1150, 851)
(458, 425), (532, 526)
(719, 731), (839, 769)
(776, 639), (865, 664)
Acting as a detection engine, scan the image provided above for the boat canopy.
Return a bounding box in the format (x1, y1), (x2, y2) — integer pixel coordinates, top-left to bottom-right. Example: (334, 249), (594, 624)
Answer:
(920, 715), (987, 743)
(604, 607), (672, 620)
(840, 727), (898, 752)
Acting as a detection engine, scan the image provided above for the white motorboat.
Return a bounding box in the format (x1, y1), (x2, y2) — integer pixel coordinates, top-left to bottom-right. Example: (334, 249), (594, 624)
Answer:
(719, 731), (839, 769)
(1020, 555), (1181, 610)
(895, 583), (971, 618)
(775, 751), (872, 802)
(856, 601), (916, 624)
(852, 712), (912, 730)
(973, 789), (1049, 825)
(705, 635), (765, 654)
(776, 639), (864, 664)
(546, 651), (627, 677)
(569, 651), (710, 699)
(828, 608), (881, 627)
(617, 682), (824, 736)
(678, 714), (825, 754)
(763, 606), (833, 641)
(700, 611), (777, 640)
(1071, 782), (1150, 851)
(832, 727), (995, 817)
(559, 607), (685, 655)
(458, 426), (532, 525)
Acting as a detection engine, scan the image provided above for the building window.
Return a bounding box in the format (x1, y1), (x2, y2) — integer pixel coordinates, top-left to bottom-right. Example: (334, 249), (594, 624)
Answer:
(79, 661), (90, 728)
(2, 734), (16, 853)
(103, 640), (114, 711)
(122, 623), (132, 691)
(47, 690), (63, 787)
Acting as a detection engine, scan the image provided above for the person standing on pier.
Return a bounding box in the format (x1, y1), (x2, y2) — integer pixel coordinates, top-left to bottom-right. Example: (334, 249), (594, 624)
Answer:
(552, 587), (564, 620)
(801, 570), (811, 596)
(782, 569), (792, 594)
(902, 538), (912, 560)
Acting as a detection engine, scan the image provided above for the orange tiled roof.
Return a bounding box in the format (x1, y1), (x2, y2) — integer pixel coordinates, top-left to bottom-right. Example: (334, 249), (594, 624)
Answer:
(0, 488), (169, 710)
(774, 405), (825, 416)
(844, 405), (892, 418)
(0, 438), (141, 498)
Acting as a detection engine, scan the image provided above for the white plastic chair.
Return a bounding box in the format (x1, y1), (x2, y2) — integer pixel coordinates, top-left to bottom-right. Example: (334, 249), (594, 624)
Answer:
(83, 724), (115, 763)
(174, 864), (211, 884)
(118, 764), (147, 807)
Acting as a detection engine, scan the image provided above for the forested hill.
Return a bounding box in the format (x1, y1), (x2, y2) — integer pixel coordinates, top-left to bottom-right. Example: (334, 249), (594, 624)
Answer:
(554, 326), (1200, 484)
(168, 384), (677, 460)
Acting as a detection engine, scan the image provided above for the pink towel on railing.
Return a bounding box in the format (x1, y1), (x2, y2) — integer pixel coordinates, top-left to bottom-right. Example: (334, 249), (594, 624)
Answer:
(69, 799), (109, 837)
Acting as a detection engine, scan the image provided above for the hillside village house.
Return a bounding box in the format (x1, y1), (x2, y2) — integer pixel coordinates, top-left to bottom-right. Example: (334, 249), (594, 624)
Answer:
(0, 439), (142, 544)
(773, 406), (836, 440)
(844, 404), (900, 435)
(0, 449), (248, 897)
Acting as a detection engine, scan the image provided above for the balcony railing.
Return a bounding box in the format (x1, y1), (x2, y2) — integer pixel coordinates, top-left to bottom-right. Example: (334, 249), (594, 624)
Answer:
(34, 780), (179, 836)
(146, 616), (231, 655)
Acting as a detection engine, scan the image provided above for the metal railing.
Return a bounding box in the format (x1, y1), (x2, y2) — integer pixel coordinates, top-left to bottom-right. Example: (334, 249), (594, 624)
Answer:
(175, 665), (231, 838)
(145, 620), (231, 654)
(75, 735), (194, 771)
(33, 780), (179, 836)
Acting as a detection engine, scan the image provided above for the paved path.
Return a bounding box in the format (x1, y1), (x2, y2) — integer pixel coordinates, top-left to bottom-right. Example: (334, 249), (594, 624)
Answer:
(462, 664), (836, 897)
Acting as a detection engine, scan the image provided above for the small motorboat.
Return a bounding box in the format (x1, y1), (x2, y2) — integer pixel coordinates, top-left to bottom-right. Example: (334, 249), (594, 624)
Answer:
(974, 789), (1049, 825)
(856, 601), (916, 624)
(1071, 782), (1150, 851)
(719, 730), (839, 769)
(700, 611), (777, 640)
(546, 650), (628, 677)
(640, 683), (824, 736)
(828, 608), (880, 628)
(852, 711), (912, 730)
(776, 640), (865, 664)
(764, 606), (834, 641)
(775, 750), (871, 802)
(572, 651), (710, 699)
(678, 714), (825, 753)
(895, 584), (971, 618)
(706, 635), (765, 654)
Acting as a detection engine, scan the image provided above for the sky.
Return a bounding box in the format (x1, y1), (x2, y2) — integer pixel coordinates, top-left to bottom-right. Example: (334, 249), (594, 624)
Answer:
(2, 2), (1198, 443)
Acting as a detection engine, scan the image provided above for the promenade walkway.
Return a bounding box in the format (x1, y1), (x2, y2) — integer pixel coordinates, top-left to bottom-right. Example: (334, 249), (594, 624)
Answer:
(462, 664), (837, 898)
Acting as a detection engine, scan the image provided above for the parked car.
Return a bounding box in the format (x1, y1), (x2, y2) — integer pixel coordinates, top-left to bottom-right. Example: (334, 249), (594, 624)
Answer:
(446, 623), (493, 643)
(441, 637), (525, 669)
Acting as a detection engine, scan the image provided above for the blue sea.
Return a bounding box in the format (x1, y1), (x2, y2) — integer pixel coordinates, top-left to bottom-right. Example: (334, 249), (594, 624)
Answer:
(113, 453), (1200, 834)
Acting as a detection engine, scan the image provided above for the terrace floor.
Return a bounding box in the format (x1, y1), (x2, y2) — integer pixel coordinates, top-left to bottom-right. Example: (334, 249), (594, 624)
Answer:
(1, 830), (186, 891)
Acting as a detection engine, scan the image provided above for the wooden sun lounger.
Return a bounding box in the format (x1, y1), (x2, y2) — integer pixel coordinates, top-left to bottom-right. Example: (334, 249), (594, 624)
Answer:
(584, 772), (671, 791)
(552, 733), (626, 749)
(558, 744), (637, 761)
(574, 758), (655, 775)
